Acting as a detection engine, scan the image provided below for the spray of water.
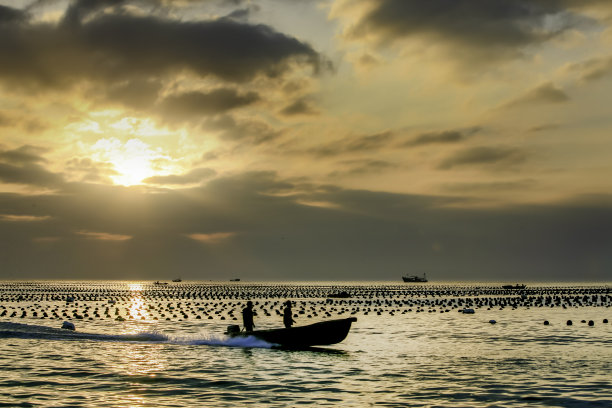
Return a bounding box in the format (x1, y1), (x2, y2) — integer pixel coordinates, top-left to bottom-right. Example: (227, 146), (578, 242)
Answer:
(0, 322), (274, 348)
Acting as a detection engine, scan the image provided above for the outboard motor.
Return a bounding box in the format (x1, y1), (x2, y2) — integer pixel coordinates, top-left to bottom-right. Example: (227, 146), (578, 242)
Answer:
(226, 324), (240, 335)
(61, 321), (75, 331)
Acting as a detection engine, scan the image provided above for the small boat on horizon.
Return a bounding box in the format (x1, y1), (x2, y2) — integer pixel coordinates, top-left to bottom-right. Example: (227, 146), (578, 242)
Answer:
(225, 317), (357, 348)
(153, 281), (168, 285)
(402, 274), (428, 283)
(229, 278), (240, 282)
(172, 278), (182, 282)
(502, 284), (526, 289)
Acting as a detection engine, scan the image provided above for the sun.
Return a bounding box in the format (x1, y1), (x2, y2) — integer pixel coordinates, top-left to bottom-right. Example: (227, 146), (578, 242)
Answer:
(91, 137), (168, 186)
(111, 153), (156, 186)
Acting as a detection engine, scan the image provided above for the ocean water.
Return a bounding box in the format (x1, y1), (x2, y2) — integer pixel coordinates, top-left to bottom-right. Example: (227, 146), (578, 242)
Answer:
(0, 281), (610, 407)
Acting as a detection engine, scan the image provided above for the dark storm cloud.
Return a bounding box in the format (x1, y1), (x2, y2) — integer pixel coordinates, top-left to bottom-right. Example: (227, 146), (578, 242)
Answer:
(438, 146), (527, 170)
(3, 170), (611, 280)
(0, 3), (322, 88)
(158, 88), (260, 120)
(502, 82), (570, 109)
(308, 131), (394, 157)
(343, 0), (599, 64)
(144, 168), (216, 185)
(403, 127), (481, 147)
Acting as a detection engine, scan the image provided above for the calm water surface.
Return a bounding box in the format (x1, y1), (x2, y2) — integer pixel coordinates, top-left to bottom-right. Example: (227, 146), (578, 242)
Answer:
(0, 281), (610, 407)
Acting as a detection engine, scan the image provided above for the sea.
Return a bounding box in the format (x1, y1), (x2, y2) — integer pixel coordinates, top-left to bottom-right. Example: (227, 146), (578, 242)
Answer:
(0, 281), (610, 407)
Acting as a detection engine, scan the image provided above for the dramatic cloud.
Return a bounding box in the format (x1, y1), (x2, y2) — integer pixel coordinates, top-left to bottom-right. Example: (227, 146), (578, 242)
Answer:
(0, 145), (63, 187)
(1, 1), (611, 281)
(158, 88), (260, 120)
(0, 145), (49, 164)
(2, 171), (610, 280)
(336, 0), (603, 66)
(103, 79), (164, 110)
(438, 146), (527, 170)
(0, 4), (322, 88)
(0, 162), (64, 187)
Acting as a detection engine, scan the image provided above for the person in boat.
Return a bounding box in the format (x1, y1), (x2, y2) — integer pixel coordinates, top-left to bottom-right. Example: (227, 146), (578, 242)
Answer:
(242, 301), (255, 332)
(283, 300), (295, 328)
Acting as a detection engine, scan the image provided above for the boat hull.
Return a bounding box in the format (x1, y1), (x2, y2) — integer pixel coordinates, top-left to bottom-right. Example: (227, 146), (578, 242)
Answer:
(402, 276), (427, 282)
(502, 284), (526, 289)
(229, 317), (357, 348)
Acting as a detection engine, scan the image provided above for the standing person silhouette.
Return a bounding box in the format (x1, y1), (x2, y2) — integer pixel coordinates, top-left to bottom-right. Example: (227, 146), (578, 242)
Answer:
(283, 300), (295, 328)
(242, 301), (255, 332)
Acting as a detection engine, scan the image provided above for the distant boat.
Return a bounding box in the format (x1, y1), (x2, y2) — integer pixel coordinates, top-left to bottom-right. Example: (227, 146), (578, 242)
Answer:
(328, 291), (351, 298)
(153, 281), (168, 285)
(225, 317), (357, 348)
(230, 278), (240, 282)
(402, 274), (428, 283)
(172, 278), (182, 282)
(502, 284), (526, 289)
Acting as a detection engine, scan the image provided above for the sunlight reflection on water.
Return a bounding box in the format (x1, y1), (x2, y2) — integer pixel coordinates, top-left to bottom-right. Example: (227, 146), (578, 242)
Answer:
(0, 281), (610, 407)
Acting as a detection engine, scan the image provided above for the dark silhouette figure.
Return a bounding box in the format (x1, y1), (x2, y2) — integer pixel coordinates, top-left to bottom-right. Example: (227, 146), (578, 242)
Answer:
(242, 301), (255, 332)
(283, 300), (295, 328)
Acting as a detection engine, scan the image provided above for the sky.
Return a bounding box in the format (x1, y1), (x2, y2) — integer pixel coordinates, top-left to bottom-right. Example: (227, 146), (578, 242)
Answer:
(0, 0), (611, 281)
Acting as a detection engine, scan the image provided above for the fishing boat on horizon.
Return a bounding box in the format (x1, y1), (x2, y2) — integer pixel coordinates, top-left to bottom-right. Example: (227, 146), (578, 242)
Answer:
(402, 273), (428, 283)
(502, 284), (526, 289)
(225, 317), (357, 348)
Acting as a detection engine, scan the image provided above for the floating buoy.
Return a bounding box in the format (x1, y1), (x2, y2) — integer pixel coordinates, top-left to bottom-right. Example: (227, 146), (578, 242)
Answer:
(588, 320), (594, 326)
(61, 321), (75, 330)
(462, 308), (475, 314)
(566, 320), (573, 326)
(544, 320), (549, 325)
(489, 319), (496, 324)
(604, 319), (608, 323)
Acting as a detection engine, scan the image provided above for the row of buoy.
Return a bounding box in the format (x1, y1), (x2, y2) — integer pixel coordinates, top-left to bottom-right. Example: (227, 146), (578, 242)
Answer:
(1, 283), (609, 302)
(1, 299), (610, 325)
(1, 295), (610, 311)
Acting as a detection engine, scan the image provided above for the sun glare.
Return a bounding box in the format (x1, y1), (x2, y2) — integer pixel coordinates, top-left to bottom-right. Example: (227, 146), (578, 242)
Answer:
(91, 137), (171, 186)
